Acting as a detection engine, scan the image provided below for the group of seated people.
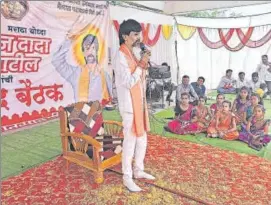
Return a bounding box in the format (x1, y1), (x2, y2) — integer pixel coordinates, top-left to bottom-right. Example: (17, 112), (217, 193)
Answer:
(164, 86), (271, 151)
(217, 55), (271, 99)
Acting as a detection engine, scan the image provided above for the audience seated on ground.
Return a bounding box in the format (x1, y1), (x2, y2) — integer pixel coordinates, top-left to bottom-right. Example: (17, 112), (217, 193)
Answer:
(176, 75), (199, 106)
(163, 55), (270, 152)
(232, 86), (251, 124)
(217, 69), (236, 94)
(191, 77), (206, 98)
(235, 72), (249, 94)
(166, 93), (211, 135)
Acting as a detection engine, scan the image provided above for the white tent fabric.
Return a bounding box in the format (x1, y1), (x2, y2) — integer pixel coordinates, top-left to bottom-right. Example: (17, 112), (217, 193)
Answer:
(175, 13), (271, 28)
(110, 5), (173, 25)
(177, 25), (271, 89)
(164, 1), (270, 15)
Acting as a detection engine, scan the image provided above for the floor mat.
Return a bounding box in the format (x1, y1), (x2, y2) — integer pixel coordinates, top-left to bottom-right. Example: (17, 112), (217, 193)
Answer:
(2, 134), (271, 205)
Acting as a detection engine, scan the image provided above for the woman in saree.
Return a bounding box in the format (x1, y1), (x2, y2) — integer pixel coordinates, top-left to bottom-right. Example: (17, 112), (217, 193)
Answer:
(239, 105), (271, 151)
(232, 86), (251, 124)
(210, 94), (225, 115)
(243, 93), (260, 124)
(166, 94), (210, 135)
(166, 93), (196, 134)
(207, 100), (239, 140)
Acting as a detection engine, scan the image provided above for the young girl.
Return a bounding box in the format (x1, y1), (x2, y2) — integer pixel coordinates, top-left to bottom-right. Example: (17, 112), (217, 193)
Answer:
(193, 96), (212, 132)
(239, 105), (271, 151)
(210, 94), (225, 115)
(207, 100), (239, 140)
(232, 86), (251, 124)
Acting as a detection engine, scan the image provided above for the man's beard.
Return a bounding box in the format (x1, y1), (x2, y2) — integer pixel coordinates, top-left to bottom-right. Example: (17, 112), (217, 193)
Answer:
(132, 40), (140, 47)
(86, 55), (97, 64)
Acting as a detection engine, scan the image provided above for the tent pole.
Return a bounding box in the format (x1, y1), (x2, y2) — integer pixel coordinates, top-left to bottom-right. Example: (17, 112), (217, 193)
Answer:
(173, 18), (180, 84)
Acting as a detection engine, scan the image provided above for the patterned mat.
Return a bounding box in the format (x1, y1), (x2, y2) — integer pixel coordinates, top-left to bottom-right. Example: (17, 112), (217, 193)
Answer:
(2, 134), (271, 205)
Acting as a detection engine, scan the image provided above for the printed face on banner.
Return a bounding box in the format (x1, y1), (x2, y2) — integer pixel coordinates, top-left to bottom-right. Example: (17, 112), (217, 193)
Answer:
(1, 1), (111, 133)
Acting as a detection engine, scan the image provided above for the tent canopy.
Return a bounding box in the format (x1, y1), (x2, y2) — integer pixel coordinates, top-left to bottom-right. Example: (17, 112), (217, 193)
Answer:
(129, 1), (270, 15)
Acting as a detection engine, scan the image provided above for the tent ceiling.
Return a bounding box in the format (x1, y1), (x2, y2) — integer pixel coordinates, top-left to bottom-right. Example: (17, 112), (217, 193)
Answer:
(128, 1), (270, 15)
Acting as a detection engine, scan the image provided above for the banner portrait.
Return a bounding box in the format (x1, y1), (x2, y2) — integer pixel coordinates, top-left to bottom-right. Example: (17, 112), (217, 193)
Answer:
(1, 1), (112, 132)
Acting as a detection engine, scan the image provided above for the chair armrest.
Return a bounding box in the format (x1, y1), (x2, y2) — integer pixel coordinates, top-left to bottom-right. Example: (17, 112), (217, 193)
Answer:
(61, 132), (102, 149)
(103, 120), (123, 127)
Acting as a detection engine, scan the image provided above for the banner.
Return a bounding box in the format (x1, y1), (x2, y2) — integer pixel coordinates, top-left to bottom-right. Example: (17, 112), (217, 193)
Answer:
(1, 1), (111, 132)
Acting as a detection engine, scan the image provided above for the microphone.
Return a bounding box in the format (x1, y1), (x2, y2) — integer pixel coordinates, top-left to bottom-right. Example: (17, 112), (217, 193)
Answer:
(139, 42), (152, 67)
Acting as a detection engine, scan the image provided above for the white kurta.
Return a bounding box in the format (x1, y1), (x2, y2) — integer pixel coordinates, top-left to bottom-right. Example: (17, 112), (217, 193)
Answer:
(113, 47), (147, 181)
(256, 63), (269, 83)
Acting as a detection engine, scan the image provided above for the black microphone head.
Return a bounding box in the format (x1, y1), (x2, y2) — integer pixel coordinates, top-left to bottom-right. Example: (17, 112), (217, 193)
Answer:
(140, 42), (146, 51)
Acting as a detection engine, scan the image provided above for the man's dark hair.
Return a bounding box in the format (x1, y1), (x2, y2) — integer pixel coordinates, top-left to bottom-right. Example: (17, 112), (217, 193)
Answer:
(238, 72), (245, 76)
(119, 19), (141, 45)
(262, 55), (268, 58)
(226, 69), (233, 74)
(252, 72), (258, 77)
(198, 76), (205, 82)
(162, 62), (170, 71)
(182, 75), (189, 79)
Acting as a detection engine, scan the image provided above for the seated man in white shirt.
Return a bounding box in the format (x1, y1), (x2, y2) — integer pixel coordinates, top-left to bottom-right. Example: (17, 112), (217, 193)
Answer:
(236, 72), (249, 93)
(217, 69), (236, 94)
(249, 72), (266, 93)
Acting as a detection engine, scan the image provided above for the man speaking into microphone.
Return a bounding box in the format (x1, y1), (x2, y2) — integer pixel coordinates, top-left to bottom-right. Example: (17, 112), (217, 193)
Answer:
(113, 19), (155, 192)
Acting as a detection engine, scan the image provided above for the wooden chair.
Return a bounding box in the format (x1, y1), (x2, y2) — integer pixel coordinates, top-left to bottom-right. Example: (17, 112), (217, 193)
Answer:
(58, 101), (123, 183)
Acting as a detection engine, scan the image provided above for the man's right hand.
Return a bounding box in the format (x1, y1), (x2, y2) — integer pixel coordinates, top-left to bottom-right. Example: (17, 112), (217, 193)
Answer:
(139, 50), (151, 69)
(66, 15), (88, 40)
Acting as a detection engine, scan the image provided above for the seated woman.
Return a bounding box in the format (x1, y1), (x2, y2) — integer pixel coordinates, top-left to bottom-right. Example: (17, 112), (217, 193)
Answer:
(166, 94), (210, 135)
(210, 94), (225, 115)
(207, 100), (239, 140)
(167, 93), (196, 134)
(239, 105), (271, 151)
(243, 93), (260, 124)
(232, 86), (251, 124)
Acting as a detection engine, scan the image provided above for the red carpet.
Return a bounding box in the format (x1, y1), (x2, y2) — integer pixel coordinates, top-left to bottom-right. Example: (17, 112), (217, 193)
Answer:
(2, 134), (271, 205)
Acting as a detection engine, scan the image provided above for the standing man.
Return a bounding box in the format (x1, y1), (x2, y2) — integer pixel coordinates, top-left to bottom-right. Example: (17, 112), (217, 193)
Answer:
(114, 19), (155, 192)
(256, 55), (270, 83)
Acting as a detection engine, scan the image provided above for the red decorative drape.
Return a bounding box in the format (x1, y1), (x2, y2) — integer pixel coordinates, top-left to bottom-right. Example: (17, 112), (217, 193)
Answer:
(218, 27), (254, 52)
(198, 28), (235, 49)
(197, 27), (271, 52)
(112, 20), (161, 47)
(236, 28), (271, 48)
